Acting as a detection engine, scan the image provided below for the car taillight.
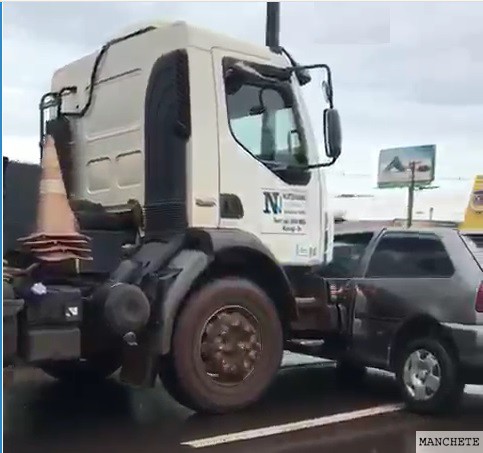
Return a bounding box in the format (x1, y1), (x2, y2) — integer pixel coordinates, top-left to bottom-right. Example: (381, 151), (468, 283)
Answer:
(476, 282), (483, 313)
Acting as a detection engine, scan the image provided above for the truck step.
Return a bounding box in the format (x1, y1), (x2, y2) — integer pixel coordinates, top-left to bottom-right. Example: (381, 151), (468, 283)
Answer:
(291, 296), (339, 335)
(295, 297), (318, 306)
(286, 339), (325, 358)
(286, 339), (343, 360)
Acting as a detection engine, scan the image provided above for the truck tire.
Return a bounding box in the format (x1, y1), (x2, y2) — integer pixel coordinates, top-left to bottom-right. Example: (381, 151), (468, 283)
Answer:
(158, 354), (192, 408)
(163, 277), (283, 414)
(395, 337), (465, 415)
(40, 354), (121, 384)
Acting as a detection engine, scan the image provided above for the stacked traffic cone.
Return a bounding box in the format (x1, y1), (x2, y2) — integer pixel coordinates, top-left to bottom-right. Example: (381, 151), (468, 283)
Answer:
(18, 135), (92, 263)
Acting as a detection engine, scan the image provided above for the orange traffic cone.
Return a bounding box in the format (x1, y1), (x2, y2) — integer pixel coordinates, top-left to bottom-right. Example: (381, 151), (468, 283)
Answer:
(18, 135), (92, 263)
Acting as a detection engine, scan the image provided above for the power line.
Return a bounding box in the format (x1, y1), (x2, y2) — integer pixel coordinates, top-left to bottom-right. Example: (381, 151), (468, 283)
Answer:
(327, 172), (472, 182)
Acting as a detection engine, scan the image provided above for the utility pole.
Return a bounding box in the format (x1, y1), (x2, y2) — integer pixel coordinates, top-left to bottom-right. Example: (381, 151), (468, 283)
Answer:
(406, 161), (418, 228)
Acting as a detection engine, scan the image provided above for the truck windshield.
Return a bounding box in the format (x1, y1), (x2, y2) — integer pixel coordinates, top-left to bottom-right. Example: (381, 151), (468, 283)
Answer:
(226, 83), (308, 167)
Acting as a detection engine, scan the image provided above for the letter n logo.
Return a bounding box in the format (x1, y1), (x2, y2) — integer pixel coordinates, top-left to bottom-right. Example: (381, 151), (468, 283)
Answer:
(263, 191), (282, 214)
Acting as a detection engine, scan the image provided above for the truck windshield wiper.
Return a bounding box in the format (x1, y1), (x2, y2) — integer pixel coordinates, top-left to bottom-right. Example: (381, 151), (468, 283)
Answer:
(259, 160), (305, 172)
(260, 159), (337, 171)
(259, 160), (290, 171)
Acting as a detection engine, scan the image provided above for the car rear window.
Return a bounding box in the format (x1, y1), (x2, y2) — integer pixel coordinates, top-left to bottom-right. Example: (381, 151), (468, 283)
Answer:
(462, 234), (483, 270)
(366, 232), (455, 278)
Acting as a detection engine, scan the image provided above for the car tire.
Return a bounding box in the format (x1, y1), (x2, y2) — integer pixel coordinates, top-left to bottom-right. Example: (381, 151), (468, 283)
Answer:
(164, 277), (283, 414)
(395, 337), (465, 415)
(40, 354), (121, 384)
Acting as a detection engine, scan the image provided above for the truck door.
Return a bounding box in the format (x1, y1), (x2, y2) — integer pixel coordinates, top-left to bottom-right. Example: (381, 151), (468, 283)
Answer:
(211, 49), (323, 266)
(349, 231), (457, 368)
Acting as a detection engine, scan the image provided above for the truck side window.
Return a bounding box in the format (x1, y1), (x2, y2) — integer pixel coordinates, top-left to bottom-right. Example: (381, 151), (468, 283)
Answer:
(225, 82), (309, 182)
(366, 233), (455, 278)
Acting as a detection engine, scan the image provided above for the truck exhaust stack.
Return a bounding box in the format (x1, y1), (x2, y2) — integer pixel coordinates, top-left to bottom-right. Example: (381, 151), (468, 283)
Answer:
(18, 135), (92, 263)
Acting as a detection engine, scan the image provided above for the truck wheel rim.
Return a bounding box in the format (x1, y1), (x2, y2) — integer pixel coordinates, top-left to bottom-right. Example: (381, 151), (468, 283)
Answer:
(199, 305), (262, 386)
(403, 349), (441, 401)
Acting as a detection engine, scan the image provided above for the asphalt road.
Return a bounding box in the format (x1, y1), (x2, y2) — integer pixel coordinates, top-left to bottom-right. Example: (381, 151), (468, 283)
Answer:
(4, 354), (482, 453)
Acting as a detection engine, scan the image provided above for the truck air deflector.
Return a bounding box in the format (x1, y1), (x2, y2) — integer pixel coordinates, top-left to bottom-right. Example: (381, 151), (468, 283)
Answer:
(144, 49), (191, 239)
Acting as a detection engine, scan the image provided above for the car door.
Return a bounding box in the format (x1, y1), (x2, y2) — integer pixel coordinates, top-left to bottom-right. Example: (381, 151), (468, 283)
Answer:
(349, 231), (457, 368)
(316, 232), (375, 333)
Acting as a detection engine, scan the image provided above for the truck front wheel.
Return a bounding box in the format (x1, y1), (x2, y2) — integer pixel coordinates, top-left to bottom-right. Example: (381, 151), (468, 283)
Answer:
(163, 277), (283, 414)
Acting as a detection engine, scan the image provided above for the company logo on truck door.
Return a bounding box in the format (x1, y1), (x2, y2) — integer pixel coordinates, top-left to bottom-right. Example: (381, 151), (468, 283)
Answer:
(262, 189), (307, 235)
(263, 191), (283, 215)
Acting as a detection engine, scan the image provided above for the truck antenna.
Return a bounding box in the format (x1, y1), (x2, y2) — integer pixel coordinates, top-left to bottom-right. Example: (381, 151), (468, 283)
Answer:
(265, 2), (281, 53)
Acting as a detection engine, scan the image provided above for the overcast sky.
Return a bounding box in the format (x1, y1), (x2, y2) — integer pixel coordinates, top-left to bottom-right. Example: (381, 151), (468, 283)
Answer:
(3, 1), (482, 211)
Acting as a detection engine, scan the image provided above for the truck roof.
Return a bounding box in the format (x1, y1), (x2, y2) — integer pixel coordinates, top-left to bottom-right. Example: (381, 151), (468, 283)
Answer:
(53, 20), (280, 83)
(112, 20), (275, 60)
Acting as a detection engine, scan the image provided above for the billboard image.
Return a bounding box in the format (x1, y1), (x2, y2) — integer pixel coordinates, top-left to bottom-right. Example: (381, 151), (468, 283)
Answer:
(377, 144), (436, 188)
(460, 175), (483, 231)
(469, 176), (483, 213)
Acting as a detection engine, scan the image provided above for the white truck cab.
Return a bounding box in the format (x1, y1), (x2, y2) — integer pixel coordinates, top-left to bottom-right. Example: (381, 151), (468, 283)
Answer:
(7, 7), (342, 414)
(47, 20), (339, 267)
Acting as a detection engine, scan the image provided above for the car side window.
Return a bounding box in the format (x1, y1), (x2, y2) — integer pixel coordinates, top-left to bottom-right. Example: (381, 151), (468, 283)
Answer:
(319, 233), (373, 278)
(366, 233), (455, 278)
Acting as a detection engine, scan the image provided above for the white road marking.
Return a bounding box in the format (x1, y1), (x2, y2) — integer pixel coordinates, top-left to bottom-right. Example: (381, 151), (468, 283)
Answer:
(181, 403), (405, 449)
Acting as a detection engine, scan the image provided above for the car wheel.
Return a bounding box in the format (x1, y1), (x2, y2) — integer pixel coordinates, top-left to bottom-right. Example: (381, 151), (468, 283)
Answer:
(164, 277), (283, 414)
(396, 337), (465, 415)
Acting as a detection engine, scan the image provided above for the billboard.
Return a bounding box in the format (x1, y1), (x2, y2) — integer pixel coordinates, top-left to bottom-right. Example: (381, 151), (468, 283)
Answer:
(377, 145), (436, 188)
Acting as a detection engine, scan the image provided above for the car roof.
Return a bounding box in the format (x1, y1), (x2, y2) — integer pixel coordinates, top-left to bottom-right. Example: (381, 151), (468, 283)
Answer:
(335, 225), (460, 238)
(334, 220), (393, 236)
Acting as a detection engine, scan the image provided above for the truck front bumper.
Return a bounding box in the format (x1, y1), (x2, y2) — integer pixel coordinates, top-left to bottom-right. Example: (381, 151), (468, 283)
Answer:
(443, 323), (483, 384)
(3, 283), (84, 380)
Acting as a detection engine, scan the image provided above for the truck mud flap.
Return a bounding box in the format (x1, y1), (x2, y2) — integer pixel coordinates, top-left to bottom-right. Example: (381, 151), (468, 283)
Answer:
(158, 249), (210, 355)
(116, 247), (210, 387)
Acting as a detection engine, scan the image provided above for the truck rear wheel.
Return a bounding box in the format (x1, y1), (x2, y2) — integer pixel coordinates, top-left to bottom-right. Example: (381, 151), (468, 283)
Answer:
(163, 277), (283, 414)
(395, 337), (465, 414)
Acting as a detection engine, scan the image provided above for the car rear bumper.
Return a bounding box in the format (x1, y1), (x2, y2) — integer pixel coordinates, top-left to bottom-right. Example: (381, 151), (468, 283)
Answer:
(443, 323), (483, 384)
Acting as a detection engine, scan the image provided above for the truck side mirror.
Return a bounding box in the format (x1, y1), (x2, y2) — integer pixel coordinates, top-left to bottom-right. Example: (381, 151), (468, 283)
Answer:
(324, 108), (342, 160)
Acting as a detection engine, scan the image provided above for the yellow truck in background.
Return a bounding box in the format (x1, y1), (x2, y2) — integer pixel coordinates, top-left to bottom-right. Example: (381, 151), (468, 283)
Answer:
(460, 175), (483, 232)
